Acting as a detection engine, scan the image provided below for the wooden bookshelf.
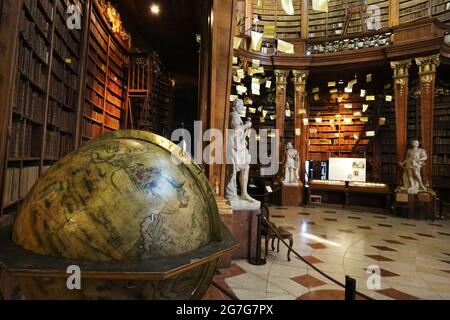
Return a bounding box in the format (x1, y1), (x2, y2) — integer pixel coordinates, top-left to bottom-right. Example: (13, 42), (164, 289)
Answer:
(1, 0), (85, 216)
(432, 94), (450, 189)
(252, 0), (302, 39)
(81, 0), (129, 143)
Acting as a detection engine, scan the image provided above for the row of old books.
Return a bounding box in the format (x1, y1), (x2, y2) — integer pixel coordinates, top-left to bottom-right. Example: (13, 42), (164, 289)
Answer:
(44, 129), (74, 159)
(12, 76), (46, 123)
(17, 43), (48, 90)
(47, 101), (76, 133)
(82, 118), (102, 138)
(49, 74), (78, 109)
(2, 166), (40, 206)
(9, 121), (34, 159)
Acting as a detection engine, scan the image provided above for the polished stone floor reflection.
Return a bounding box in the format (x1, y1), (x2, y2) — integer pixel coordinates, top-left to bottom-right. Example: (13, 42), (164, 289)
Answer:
(204, 205), (450, 300)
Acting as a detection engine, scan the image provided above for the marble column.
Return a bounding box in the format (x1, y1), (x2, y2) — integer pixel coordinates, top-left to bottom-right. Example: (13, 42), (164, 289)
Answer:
(390, 59), (412, 184)
(293, 70), (309, 184)
(415, 54), (440, 188)
(275, 70), (290, 156)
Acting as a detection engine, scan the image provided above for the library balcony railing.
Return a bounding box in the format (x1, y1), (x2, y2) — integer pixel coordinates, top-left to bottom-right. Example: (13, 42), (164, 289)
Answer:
(305, 28), (393, 55)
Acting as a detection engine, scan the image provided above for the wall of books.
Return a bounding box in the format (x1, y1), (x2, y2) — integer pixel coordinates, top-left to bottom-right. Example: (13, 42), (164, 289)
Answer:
(81, 0), (129, 143)
(2, 0), (84, 216)
(252, 0), (302, 39)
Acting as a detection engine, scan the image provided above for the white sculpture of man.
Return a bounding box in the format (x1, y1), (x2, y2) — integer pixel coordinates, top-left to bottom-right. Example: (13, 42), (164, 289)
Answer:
(282, 142), (299, 185)
(225, 99), (257, 203)
(399, 140), (428, 194)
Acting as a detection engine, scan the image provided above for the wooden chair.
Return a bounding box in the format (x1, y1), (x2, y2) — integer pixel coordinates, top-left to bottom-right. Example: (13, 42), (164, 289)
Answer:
(261, 204), (293, 261)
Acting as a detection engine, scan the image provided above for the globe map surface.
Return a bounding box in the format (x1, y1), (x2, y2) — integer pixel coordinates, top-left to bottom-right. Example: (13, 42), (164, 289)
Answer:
(11, 131), (221, 299)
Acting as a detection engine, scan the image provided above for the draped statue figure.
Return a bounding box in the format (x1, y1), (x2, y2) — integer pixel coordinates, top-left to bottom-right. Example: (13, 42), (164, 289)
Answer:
(399, 140), (428, 194)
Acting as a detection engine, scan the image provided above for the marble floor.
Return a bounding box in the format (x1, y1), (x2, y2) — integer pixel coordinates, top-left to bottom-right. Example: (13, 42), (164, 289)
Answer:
(204, 205), (450, 300)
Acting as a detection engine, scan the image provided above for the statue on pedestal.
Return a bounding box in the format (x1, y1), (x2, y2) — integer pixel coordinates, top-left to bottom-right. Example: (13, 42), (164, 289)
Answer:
(282, 142), (300, 185)
(225, 99), (258, 207)
(399, 140), (428, 194)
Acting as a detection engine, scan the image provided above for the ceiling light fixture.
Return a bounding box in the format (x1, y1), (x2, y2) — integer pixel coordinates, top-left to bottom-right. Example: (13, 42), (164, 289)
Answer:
(150, 4), (160, 15)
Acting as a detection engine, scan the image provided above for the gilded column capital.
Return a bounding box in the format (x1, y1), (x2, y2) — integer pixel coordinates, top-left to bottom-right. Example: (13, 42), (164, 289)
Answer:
(275, 69), (290, 85)
(415, 54), (440, 75)
(292, 70), (309, 86)
(390, 59), (412, 78)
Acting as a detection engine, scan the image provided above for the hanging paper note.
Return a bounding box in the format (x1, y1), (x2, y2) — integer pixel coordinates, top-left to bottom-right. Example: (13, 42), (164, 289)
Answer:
(385, 95), (392, 102)
(260, 117), (265, 123)
(295, 128), (301, 136)
(262, 110), (268, 118)
(366, 131), (375, 137)
(286, 109), (291, 117)
(353, 111), (362, 116)
(270, 115), (277, 120)
(266, 80), (272, 89)
(379, 117), (386, 125)
(303, 118), (309, 125)
(348, 79), (357, 88)
(248, 107), (256, 114)
(328, 81), (336, 87)
(312, 87), (320, 93)
(344, 118), (352, 124)
(362, 104), (369, 112)
(233, 57), (238, 65)
(310, 128), (317, 134)
(236, 69), (245, 78)
(251, 31), (264, 51)
(230, 95), (238, 102)
(298, 108), (307, 114)
(277, 39), (295, 54)
(329, 88), (338, 93)
(281, 0), (295, 15)
(252, 59), (260, 67)
(312, 0), (328, 12)
(384, 84), (391, 90)
(366, 74), (372, 83)
(237, 85), (247, 95)
(233, 76), (241, 83)
(263, 24), (276, 39)
(244, 97), (253, 105)
(315, 117), (322, 123)
(234, 37), (242, 50)
(258, 106), (263, 112)
(361, 117), (369, 122)
(360, 89), (366, 97)
(366, 95), (375, 101)
(252, 78), (260, 95)
(344, 103), (352, 109)
(345, 87), (352, 93)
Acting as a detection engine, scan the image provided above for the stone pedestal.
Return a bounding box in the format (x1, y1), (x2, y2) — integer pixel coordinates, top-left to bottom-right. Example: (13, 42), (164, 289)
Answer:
(281, 183), (303, 206)
(395, 189), (435, 219)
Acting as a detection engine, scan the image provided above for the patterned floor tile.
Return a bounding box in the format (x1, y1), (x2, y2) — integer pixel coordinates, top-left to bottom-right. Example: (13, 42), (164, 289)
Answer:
(401, 223), (416, 227)
(347, 216), (362, 220)
(438, 232), (450, 237)
(383, 239), (405, 245)
(338, 229), (354, 233)
(373, 216), (388, 219)
(365, 254), (394, 262)
(298, 212), (310, 216)
(290, 274), (325, 288)
(378, 224), (393, 228)
(416, 233), (435, 238)
(298, 255), (323, 264)
(376, 288), (419, 300)
(324, 218), (338, 222)
(399, 235), (418, 240)
(307, 243), (328, 250)
(372, 245), (397, 252)
(357, 226), (373, 230)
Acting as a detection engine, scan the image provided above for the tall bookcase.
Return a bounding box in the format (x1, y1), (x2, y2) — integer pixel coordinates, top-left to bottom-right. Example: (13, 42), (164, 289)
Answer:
(2, 0), (84, 216)
(81, 0), (129, 143)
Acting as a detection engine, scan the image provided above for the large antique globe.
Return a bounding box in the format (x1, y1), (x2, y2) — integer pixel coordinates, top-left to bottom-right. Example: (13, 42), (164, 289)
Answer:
(1, 130), (236, 300)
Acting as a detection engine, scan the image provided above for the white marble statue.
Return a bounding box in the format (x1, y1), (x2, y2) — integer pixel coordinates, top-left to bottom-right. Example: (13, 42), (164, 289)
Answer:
(399, 140), (428, 194)
(225, 99), (258, 207)
(282, 142), (300, 185)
